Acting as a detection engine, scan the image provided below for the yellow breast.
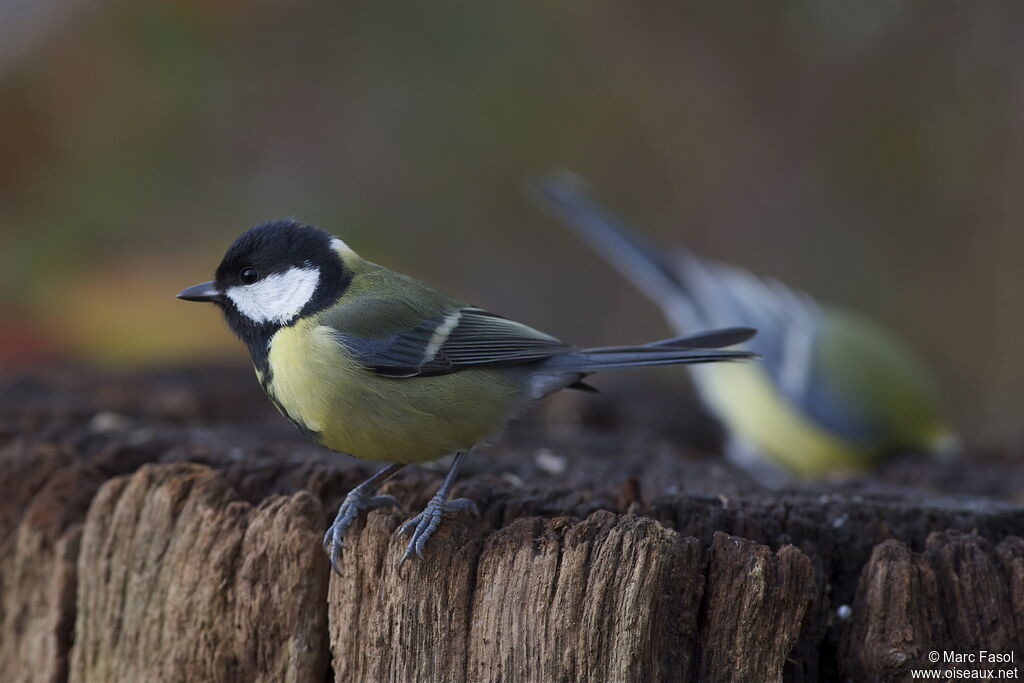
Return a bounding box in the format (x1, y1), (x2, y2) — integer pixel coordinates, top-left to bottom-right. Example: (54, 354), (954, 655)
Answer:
(691, 363), (873, 476)
(261, 319), (525, 464)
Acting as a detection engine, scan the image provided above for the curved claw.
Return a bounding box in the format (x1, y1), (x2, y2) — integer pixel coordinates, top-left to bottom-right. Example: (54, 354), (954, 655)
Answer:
(397, 496), (478, 567)
(323, 492), (402, 574)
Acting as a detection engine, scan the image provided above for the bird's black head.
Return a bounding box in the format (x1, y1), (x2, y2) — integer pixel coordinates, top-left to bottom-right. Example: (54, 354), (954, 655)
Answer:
(177, 218), (352, 362)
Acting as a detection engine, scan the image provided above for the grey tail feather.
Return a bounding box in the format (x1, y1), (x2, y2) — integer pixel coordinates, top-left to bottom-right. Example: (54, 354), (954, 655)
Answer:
(531, 170), (704, 328)
(551, 343), (756, 374)
(581, 327), (756, 354)
(647, 327), (755, 349)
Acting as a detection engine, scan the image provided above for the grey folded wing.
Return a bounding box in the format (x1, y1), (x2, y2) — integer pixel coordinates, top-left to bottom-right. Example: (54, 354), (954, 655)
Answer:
(329, 306), (573, 378)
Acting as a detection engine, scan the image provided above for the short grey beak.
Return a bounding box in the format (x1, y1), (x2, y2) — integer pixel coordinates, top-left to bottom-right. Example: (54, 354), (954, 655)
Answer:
(176, 281), (223, 303)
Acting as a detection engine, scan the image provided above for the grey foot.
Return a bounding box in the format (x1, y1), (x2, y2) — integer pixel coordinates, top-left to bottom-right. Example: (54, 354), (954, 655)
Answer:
(323, 490), (402, 574)
(397, 495), (478, 565)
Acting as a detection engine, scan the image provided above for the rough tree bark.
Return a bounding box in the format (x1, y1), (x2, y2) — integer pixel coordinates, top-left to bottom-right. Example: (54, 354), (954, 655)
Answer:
(1, 367), (1021, 683)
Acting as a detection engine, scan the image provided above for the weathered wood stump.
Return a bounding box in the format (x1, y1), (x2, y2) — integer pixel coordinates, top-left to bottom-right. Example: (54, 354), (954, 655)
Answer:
(1, 366), (1021, 682)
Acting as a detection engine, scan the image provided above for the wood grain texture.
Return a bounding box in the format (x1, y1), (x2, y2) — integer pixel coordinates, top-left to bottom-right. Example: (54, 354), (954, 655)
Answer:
(0, 444), (102, 683)
(841, 532), (1024, 682)
(2, 367), (1023, 682)
(698, 533), (816, 682)
(465, 512), (703, 682)
(69, 463), (329, 683)
(327, 503), (484, 683)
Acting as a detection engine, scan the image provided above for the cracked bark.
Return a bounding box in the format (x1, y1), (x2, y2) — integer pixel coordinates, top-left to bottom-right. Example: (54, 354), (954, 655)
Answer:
(1, 367), (1022, 682)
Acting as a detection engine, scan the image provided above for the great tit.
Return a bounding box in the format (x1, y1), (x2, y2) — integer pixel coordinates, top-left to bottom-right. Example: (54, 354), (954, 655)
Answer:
(177, 218), (756, 571)
(535, 174), (958, 480)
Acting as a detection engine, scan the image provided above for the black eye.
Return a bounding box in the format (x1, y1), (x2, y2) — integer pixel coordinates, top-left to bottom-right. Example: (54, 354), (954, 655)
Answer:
(240, 267), (259, 285)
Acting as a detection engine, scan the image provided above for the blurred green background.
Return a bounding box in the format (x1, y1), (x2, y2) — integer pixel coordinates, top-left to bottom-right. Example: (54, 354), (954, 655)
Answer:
(1, 1), (1021, 445)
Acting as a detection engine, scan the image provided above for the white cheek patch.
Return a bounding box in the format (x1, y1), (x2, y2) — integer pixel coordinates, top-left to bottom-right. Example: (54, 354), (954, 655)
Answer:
(226, 266), (321, 325)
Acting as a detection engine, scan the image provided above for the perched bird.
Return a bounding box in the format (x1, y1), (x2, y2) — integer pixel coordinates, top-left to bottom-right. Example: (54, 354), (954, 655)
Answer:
(177, 218), (756, 571)
(535, 173), (958, 479)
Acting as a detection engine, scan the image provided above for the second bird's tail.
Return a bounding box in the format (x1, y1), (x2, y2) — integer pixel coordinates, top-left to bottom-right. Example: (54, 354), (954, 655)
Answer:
(533, 171), (716, 332)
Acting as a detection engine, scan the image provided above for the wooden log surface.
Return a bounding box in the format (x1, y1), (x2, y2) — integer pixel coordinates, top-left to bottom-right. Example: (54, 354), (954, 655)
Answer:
(1, 366), (1022, 682)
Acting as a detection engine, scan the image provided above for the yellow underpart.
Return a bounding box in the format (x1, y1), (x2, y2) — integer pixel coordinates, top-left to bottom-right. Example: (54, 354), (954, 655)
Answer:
(262, 318), (524, 464)
(692, 363), (874, 476)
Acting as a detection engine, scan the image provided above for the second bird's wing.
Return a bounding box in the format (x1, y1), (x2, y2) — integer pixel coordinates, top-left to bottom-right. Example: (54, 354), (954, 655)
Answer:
(534, 172), (817, 397)
(329, 305), (573, 378)
(535, 173), (878, 441)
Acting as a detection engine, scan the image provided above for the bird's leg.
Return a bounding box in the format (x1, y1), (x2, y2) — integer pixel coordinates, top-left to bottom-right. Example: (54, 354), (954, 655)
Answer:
(397, 451), (478, 565)
(323, 463), (405, 574)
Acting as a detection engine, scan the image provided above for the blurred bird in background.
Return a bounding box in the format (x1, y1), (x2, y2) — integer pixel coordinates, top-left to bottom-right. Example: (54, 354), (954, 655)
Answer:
(535, 172), (959, 481)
